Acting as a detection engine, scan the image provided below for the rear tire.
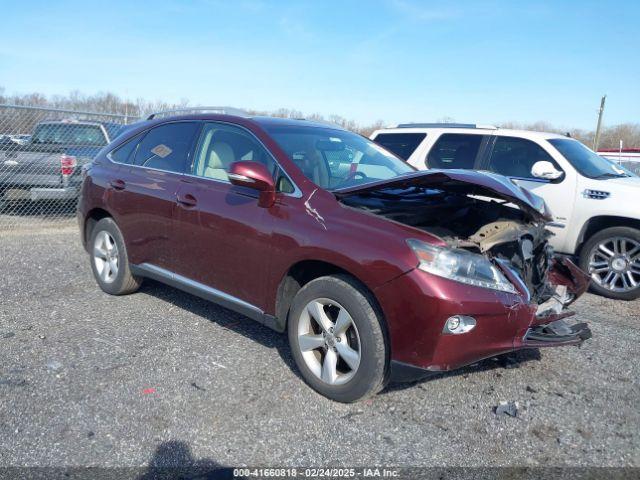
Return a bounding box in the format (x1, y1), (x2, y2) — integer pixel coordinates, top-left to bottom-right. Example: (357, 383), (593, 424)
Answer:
(89, 217), (142, 295)
(287, 274), (388, 402)
(579, 226), (640, 300)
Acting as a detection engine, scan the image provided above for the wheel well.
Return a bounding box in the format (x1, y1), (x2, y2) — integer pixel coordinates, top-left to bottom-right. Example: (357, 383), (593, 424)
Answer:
(578, 216), (640, 254)
(274, 260), (378, 332)
(84, 208), (111, 248)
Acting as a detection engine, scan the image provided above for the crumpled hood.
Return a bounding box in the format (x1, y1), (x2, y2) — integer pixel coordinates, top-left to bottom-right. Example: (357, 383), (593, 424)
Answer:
(333, 169), (551, 221)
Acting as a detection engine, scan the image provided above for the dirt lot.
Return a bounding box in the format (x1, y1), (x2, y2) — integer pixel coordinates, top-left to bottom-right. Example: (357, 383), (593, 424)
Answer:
(1, 227), (639, 469)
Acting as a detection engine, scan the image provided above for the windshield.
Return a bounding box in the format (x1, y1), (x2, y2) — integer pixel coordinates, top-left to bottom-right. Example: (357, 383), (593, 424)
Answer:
(266, 126), (414, 190)
(31, 123), (107, 146)
(548, 138), (633, 179)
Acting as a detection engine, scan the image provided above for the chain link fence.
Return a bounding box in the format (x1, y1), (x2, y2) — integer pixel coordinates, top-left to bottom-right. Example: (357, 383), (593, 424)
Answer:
(2, 104), (638, 232)
(0, 105), (138, 230)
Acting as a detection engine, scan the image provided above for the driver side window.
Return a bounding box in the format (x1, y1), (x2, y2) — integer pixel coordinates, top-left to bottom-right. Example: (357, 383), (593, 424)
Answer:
(192, 123), (273, 181)
(192, 122), (295, 193)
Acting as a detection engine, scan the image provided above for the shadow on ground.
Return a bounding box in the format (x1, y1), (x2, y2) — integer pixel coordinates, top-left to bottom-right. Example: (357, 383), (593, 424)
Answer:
(382, 348), (542, 394)
(138, 440), (234, 479)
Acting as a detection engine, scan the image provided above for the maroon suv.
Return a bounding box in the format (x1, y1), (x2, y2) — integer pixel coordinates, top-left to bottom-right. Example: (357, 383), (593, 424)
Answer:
(78, 109), (591, 402)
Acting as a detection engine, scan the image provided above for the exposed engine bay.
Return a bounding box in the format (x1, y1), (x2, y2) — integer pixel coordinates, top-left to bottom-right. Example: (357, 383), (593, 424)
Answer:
(340, 185), (556, 303)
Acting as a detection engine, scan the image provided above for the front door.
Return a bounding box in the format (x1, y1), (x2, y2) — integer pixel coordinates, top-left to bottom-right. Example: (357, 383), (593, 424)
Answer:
(483, 135), (577, 252)
(171, 122), (281, 308)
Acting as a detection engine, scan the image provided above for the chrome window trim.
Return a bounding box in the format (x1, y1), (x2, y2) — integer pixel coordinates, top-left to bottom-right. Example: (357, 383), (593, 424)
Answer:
(227, 173), (254, 183)
(106, 119), (302, 198)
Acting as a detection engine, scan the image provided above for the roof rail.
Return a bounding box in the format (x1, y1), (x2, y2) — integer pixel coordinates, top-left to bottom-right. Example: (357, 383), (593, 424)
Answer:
(395, 123), (497, 130)
(146, 106), (250, 120)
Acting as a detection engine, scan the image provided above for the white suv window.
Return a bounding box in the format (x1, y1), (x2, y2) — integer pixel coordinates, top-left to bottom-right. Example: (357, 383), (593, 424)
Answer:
(427, 133), (483, 169)
(487, 136), (559, 180)
(373, 133), (425, 160)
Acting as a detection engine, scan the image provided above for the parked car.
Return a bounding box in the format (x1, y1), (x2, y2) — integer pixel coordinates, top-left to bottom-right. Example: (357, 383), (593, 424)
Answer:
(0, 120), (122, 209)
(10, 134), (31, 145)
(78, 110), (591, 402)
(0, 134), (15, 148)
(371, 124), (640, 300)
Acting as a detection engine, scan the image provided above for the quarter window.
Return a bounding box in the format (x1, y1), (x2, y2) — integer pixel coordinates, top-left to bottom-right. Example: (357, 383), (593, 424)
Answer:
(109, 133), (143, 164)
(427, 134), (483, 169)
(487, 136), (558, 179)
(132, 122), (200, 173)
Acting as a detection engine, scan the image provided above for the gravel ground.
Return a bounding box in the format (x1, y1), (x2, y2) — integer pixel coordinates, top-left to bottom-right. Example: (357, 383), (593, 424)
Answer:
(1, 227), (639, 469)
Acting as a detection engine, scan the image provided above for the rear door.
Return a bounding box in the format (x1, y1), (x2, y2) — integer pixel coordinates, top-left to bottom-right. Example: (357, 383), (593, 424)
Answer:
(110, 121), (200, 269)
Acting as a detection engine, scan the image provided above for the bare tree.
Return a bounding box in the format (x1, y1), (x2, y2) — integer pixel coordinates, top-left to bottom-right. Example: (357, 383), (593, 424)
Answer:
(1, 86), (638, 148)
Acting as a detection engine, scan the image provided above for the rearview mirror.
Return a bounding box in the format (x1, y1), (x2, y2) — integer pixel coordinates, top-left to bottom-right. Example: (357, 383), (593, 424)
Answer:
(228, 161), (276, 208)
(531, 161), (563, 181)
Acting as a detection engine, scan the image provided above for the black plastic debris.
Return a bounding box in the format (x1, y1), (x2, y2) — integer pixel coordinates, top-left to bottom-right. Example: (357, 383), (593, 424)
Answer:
(191, 382), (206, 391)
(494, 401), (519, 418)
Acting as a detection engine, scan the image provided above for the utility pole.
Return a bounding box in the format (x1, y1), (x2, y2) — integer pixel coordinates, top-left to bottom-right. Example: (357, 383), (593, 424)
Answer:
(593, 95), (606, 151)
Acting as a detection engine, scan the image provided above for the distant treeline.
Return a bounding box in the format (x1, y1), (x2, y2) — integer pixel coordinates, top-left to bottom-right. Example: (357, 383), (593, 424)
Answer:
(1, 87), (637, 148)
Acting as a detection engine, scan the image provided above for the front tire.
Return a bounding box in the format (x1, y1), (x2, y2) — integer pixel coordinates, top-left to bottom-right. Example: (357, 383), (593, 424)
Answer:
(579, 226), (640, 300)
(287, 275), (388, 402)
(89, 217), (142, 295)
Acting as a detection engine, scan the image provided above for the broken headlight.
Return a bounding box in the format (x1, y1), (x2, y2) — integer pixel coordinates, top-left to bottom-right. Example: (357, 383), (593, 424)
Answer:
(407, 239), (517, 294)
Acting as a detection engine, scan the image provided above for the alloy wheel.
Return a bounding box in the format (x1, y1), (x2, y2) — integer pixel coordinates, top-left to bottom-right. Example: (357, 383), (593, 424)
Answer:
(588, 236), (640, 292)
(93, 230), (119, 284)
(297, 298), (361, 386)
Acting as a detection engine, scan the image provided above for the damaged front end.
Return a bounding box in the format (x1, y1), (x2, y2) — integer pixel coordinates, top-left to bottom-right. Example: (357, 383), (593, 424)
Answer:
(336, 170), (591, 347)
(524, 257), (592, 346)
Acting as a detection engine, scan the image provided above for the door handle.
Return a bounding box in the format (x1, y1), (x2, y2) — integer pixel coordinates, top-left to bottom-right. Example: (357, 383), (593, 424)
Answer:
(110, 179), (126, 190)
(176, 192), (197, 208)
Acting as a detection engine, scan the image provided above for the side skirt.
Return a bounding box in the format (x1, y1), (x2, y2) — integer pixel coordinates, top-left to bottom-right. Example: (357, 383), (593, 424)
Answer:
(130, 263), (283, 332)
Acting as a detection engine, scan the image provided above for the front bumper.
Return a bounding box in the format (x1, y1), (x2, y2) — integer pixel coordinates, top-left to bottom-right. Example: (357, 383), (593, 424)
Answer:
(375, 257), (591, 382)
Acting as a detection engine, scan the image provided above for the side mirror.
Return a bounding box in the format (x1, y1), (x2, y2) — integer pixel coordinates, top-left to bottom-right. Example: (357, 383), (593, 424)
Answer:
(228, 161), (276, 208)
(531, 161), (563, 181)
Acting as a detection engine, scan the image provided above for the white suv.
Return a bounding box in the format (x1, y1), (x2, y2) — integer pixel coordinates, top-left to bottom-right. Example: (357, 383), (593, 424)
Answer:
(370, 123), (640, 300)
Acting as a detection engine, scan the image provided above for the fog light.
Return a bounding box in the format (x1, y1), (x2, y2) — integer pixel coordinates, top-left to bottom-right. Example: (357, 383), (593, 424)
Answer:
(443, 315), (476, 334)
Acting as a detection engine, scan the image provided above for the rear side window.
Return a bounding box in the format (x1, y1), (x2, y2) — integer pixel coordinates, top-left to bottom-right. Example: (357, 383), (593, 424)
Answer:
(373, 133), (426, 160)
(109, 133), (143, 164)
(133, 122), (200, 173)
(427, 134), (483, 169)
(487, 136), (558, 179)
